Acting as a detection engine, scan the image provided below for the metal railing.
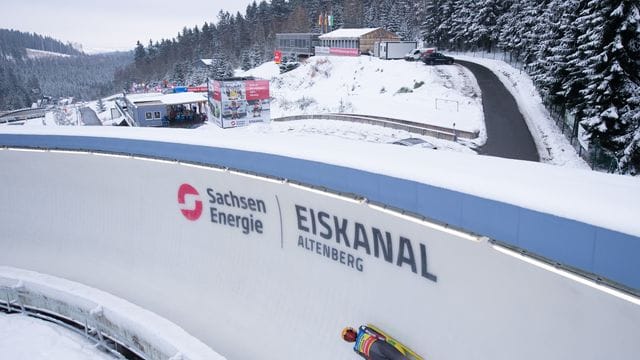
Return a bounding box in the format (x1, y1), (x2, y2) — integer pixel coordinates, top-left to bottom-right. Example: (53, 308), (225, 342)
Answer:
(273, 113), (479, 141)
(0, 277), (207, 360)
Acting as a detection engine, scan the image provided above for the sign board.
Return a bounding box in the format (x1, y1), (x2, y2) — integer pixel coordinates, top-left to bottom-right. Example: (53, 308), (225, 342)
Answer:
(274, 50), (282, 64)
(187, 86), (208, 93)
(330, 47), (359, 56)
(208, 78), (270, 129)
(314, 46), (359, 57)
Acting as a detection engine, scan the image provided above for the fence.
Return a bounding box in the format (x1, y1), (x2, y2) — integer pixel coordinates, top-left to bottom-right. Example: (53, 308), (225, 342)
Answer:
(545, 102), (618, 172)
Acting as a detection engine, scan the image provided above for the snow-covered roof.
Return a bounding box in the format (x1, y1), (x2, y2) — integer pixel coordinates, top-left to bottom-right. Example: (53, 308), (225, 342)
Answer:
(200, 59), (213, 66)
(319, 28), (381, 39)
(160, 92), (207, 105)
(126, 92), (207, 106)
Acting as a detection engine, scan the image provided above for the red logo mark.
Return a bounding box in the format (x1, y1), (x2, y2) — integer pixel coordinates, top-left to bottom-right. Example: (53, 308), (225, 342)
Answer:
(178, 183), (203, 221)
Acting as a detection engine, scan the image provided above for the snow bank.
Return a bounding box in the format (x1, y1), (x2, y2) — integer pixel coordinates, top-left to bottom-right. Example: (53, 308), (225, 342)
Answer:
(241, 56), (484, 135)
(0, 267), (224, 360)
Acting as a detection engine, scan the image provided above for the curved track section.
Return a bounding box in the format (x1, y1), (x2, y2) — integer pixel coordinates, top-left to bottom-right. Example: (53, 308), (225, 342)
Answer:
(0, 135), (639, 360)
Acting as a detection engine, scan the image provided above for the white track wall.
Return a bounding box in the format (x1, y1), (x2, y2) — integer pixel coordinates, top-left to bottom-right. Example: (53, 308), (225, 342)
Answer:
(1, 149), (639, 360)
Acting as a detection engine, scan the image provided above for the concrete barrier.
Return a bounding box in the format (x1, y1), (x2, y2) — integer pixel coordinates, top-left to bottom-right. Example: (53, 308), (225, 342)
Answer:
(1, 145), (639, 360)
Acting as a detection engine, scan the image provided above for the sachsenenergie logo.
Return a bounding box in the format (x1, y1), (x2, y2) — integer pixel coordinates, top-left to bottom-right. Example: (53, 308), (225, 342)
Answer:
(178, 183), (203, 221)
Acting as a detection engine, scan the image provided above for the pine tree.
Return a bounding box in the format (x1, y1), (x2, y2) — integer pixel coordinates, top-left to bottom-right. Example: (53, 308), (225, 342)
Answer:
(576, 0), (640, 170)
(134, 41), (146, 65)
(470, 0), (502, 52)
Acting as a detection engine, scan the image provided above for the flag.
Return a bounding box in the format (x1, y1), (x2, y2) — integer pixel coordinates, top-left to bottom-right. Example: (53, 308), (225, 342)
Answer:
(328, 15), (334, 27)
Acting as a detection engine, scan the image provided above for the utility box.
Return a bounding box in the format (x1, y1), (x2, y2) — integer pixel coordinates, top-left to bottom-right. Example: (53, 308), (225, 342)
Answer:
(374, 41), (417, 60)
(207, 77), (271, 129)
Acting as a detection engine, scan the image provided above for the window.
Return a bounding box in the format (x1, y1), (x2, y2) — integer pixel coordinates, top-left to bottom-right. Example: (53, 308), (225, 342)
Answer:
(145, 112), (152, 120)
(154, 111), (161, 119)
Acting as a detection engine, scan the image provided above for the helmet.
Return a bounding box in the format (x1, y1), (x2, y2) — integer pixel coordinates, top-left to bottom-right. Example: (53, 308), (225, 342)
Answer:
(342, 327), (357, 342)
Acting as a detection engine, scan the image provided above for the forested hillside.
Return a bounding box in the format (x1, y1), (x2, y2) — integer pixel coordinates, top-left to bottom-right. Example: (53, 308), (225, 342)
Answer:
(0, 29), (83, 60)
(0, 29), (132, 111)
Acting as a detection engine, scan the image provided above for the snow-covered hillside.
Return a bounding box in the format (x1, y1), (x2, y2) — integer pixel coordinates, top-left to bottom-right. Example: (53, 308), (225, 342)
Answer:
(25, 48), (72, 59)
(240, 56), (484, 134)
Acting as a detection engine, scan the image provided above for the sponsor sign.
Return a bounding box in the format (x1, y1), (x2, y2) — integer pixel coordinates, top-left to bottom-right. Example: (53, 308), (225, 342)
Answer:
(188, 86), (208, 93)
(330, 47), (359, 57)
(175, 181), (437, 282)
(314, 46), (359, 57)
(245, 80), (270, 100)
(178, 183), (268, 235)
(207, 78), (270, 128)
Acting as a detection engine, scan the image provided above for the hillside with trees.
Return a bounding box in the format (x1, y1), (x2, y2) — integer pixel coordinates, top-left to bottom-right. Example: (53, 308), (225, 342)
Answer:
(121, 0), (638, 174)
(0, 29), (132, 110)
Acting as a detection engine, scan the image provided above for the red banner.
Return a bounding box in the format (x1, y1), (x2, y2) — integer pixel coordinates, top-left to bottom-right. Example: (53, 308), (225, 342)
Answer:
(211, 81), (221, 101)
(329, 47), (359, 57)
(245, 80), (270, 100)
(188, 86), (208, 93)
(274, 50), (282, 64)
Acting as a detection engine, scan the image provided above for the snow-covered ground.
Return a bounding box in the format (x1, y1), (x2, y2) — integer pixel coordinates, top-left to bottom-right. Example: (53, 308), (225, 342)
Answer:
(239, 56), (484, 134)
(25, 48), (72, 59)
(0, 313), (114, 360)
(7, 54), (590, 168)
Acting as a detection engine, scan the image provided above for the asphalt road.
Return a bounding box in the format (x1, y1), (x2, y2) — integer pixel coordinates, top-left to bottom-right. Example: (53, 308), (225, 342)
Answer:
(457, 60), (539, 162)
(79, 107), (102, 126)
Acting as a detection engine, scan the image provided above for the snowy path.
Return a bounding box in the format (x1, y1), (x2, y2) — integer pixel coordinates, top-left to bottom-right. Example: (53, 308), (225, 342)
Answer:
(458, 60), (539, 161)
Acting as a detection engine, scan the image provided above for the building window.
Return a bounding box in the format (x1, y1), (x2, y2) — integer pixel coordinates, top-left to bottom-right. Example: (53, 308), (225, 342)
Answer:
(145, 112), (152, 120)
(154, 111), (161, 119)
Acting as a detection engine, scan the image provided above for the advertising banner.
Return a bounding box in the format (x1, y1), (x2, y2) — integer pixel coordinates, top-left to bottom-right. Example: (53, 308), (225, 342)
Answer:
(330, 47), (359, 56)
(315, 46), (359, 57)
(187, 86), (208, 93)
(208, 78), (270, 129)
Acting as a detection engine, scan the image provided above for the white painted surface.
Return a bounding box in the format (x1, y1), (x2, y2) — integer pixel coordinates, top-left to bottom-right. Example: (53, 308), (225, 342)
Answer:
(0, 149), (638, 360)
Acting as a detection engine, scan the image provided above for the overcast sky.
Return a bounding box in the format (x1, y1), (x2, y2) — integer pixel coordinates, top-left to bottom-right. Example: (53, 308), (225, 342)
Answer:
(2, 0), (255, 53)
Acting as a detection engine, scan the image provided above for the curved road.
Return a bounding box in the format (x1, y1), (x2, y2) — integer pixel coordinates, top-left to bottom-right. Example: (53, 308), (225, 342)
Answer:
(457, 60), (539, 162)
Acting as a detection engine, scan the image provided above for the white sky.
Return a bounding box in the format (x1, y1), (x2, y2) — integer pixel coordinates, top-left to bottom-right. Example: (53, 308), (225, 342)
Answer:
(1, 0), (255, 53)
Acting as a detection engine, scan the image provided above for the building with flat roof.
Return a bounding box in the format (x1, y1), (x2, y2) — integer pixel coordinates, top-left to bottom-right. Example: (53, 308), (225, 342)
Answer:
(318, 28), (401, 55)
(275, 33), (320, 59)
(122, 92), (208, 127)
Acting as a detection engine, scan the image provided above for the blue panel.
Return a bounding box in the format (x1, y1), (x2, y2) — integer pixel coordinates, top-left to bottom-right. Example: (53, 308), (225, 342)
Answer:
(518, 209), (596, 270)
(375, 176), (418, 211)
(1, 133), (639, 292)
(344, 168), (380, 198)
(461, 196), (520, 245)
(415, 184), (463, 226)
(593, 229), (640, 290)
